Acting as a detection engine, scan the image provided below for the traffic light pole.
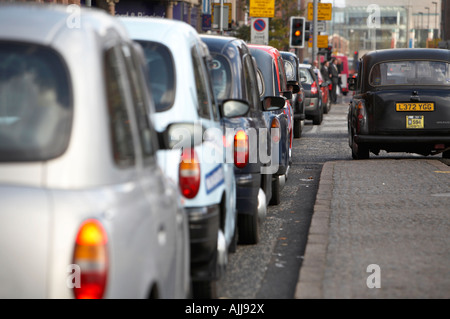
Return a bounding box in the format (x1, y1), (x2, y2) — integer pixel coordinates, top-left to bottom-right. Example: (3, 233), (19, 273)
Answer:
(312, 0), (318, 64)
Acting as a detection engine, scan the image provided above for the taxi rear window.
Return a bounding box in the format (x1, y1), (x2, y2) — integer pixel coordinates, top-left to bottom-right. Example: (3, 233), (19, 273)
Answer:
(369, 60), (450, 86)
(135, 40), (175, 112)
(209, 54), (231, 102)
(0, 42), (72, 162)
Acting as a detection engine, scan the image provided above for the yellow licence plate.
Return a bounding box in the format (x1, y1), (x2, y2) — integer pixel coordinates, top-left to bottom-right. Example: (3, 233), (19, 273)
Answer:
(396, 102), (434, 111)
(406, 115), (424, 129)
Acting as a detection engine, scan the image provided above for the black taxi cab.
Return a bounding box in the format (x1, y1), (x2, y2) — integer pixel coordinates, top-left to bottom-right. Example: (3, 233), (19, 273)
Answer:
(348, 48), (450, 159)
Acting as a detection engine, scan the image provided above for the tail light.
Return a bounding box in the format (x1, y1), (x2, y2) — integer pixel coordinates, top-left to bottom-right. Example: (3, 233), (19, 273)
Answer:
(73, 219), (108, 299)
(356, 101), (368, 134)
(311, 81), (318, 95)
(234, 130), (249, 168)
(271, 118), (280, 144)
(179, 148), (201, 199)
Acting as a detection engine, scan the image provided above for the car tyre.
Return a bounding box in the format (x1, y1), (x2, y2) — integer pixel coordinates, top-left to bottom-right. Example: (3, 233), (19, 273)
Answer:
(312, 104), (323, 125)
(442, 149), (450, 159)
(294, 119), (302, 138)
(352, 141), (369, 160)
(192, 280), (217, 299)
(237, 208), (259, 245)
(269, 175), (281, 205)
(229, 217), (238, 252)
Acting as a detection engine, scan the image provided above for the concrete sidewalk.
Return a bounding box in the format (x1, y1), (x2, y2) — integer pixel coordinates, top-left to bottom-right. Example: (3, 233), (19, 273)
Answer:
(295, 159), (450, 299)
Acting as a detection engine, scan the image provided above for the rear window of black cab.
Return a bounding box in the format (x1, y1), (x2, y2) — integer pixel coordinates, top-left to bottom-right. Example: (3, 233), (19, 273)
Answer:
(0, 42), (72, 162)
(135, 40), (175, 112)
(369, 60), (450, 86)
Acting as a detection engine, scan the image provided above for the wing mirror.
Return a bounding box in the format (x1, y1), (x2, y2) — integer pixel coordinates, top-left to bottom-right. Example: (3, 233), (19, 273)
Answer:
(158, 122), (204, 150)
(262, 96), (285, 111)
(220, 99), (250, 118)
(287, 81), (301, 94)
(348, 75), (357, 91)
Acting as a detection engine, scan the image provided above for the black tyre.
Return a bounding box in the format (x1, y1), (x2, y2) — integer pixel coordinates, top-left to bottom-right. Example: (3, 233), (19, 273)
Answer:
(269, 175), (280, 205)
(237, 208), (259, 245)
(442, 149), (450, 159)
(293, 119), (302, 138)
(351, 142), (369, 160)
(192, 280), (217, 299)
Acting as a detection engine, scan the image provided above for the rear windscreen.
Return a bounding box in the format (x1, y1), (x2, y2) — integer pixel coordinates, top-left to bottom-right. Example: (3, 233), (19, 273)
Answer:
(369, 60), (450, 86)
(0, 42), (72, 162)
(135, 40), (175, 112)
(209, 54), (231, 102)
(300, 68), (314, 85)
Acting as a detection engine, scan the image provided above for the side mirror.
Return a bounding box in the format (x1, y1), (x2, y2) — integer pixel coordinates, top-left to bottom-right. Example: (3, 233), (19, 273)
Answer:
(287, 81), (301, 94)
(220, 99), (250, 118)
(262, 96), (285, 111)
(282, 91), (293, 100)
(348, 75), (357, 91)
(158, 122), (204, 150)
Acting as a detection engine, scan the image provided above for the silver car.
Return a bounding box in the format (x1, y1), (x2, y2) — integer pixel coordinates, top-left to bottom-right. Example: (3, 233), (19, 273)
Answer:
(0, 4), (190, 299)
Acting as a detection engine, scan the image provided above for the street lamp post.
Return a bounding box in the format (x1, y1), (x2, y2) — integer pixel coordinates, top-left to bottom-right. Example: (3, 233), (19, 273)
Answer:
(419, 12), (423, 46)
(432, 1), (438, 38)
(425, 6), (430, 41)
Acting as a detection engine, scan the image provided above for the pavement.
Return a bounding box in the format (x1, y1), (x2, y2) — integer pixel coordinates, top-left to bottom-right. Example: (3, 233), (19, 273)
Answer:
(294, 158), (450, 299)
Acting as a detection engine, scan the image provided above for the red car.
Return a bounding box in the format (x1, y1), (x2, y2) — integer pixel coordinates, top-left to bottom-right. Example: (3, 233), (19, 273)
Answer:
(313, 67), (331, 114)
(248, 44), (297, 204)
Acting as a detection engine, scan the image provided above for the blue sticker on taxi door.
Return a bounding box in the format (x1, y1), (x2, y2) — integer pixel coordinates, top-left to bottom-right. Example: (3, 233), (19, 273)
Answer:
(205, 164), (225, 194)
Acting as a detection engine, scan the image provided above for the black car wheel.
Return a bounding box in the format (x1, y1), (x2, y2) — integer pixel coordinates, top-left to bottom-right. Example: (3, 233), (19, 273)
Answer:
(443, 149), (450, 159)
(312, 100), (323, 125)
(192, 280), (217, 299)
(237, 208), (259, 245)
(269, 175), (281, 205)
(351, 140), (369, 160)
(294, 119), (302, 138)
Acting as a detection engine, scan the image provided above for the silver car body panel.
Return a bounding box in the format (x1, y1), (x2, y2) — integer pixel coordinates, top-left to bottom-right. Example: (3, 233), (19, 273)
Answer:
(0, 4), (190, 299)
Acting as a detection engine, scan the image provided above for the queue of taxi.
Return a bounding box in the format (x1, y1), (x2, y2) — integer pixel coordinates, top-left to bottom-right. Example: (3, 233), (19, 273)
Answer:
(0, 3), (300, 299)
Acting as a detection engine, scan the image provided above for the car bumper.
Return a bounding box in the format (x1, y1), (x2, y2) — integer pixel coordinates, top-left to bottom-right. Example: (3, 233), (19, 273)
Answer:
(304, 97), (319, 115)
(354, 135), (450, 144)
(186, 204), (219, 280)
(354, 134), (450, 154)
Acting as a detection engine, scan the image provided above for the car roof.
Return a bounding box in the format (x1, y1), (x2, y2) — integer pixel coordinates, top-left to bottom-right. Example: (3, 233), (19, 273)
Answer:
(200, 34), (247, 55)
(248, 43), (281, 59)
(0, 3), (127, 45)
(362, 48), (450, 66)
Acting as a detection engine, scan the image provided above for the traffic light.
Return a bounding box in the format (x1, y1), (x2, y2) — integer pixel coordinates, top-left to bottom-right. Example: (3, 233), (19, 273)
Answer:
(326, 45), (332, 61)
(353, 50), (359, 72)
(289, 17), (305, 48)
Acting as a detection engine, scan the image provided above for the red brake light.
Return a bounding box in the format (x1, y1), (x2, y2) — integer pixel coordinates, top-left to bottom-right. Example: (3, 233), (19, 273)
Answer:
(73, 219), (108, 299)
(311, 81), (318, 94)
(271, 118), (281, 143)
(234, 130), (249, 168)
(179, 148), (201, 199)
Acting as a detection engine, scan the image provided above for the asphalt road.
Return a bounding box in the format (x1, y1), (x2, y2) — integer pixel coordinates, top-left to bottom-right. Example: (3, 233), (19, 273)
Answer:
(217, 96), (449, 299)
(217, 98), (351, 299)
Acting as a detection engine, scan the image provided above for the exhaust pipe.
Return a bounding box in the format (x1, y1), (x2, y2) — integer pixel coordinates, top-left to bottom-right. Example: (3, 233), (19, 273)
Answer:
(257, 188), (267, 220)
